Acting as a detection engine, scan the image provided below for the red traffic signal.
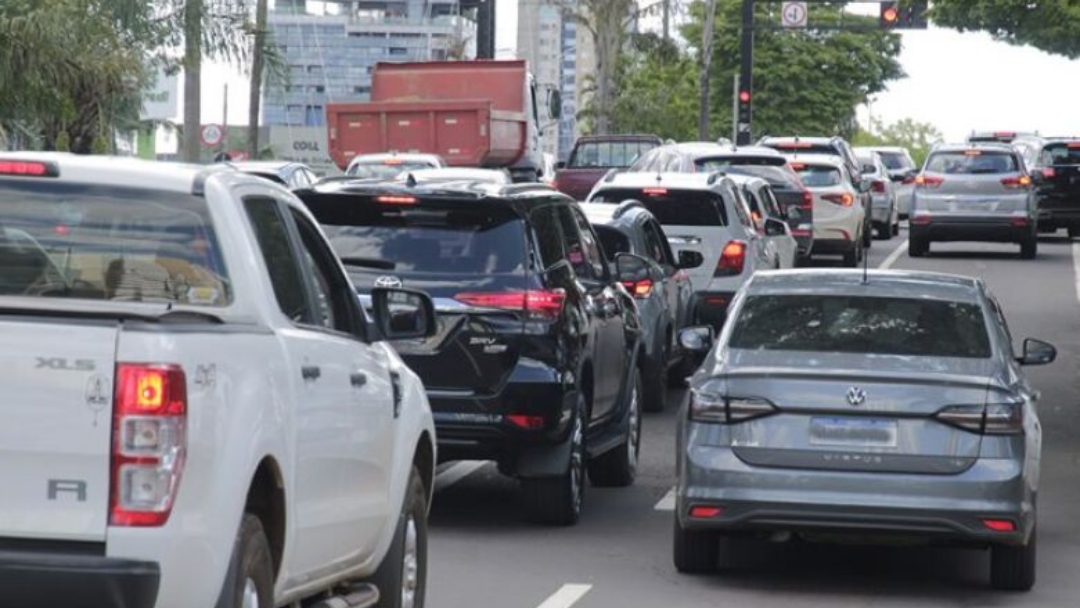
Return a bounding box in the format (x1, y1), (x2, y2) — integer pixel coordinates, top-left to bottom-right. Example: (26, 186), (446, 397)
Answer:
(738, 91), (751, 104)
(880, 1), (899, 27)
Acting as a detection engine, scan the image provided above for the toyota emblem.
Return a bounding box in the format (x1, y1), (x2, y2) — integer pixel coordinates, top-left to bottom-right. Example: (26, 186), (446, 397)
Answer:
(374, 276), (403, 289)
(846, 386), (867, 407)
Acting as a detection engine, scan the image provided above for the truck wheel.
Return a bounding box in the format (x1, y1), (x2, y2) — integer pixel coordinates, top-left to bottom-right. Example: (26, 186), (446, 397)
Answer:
(373, 466), (428, 608)
(673, 518), (719, 574)
(642, 351), (667, 413)
(991, 527), (1036, 591)
(588, 370), (642, 487)
(522, 401), (586, 525)
(215, 515), (274, 608)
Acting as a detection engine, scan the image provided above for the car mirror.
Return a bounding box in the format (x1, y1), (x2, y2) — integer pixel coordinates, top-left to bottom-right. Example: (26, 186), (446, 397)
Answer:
(678, 326), (714, 353)
(547, 88), (562, 120)
(677, 250), (704, 270)
(371, 287), (436, 341)
(858, 178), (873, 193)
(556, 160), (566, 170)
(614, 252), (651, 283)
(1018, 338), (1056, 366)
(764, 218), (787, 237)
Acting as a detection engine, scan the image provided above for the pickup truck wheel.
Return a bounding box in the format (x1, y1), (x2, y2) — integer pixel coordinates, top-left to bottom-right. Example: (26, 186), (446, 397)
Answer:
(587, 370), (641, 487)
(522, 403), (586, 526)
(373, 467), (428, 608)
(216, 515), (274, 608)
(673, 518), (719, 574)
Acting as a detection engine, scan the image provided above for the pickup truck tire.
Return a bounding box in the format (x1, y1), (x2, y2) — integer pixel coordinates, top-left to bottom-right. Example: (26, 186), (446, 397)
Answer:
(215, 514), (274, 608)
(373, 466), (428, 608)
(522, 401), (586, 526)
(587, 370), (641, 488)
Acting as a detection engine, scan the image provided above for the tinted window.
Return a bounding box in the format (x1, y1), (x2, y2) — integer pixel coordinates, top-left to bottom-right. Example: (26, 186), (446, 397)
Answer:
(1041, 143), (1080, 166)
(695, 156), (785, 170)
(0, 180), (230, 305)
(590, 189), (728, 226)
(642, 221), (671, 265)
(530, 206), (567, 270)
(291, 209), (360, 335)
(569, 140), (658, 169)
(729, 295), (992, 358)
(595, 225), (630, 261)
(857, 156), (881, 176)
(926, 151), (1019, 174)
(877, 152), (911, 171)
(765, 143), (838, 157)
(346, 161), (435, 179)
(245, 197), (310, 322)
(305, 196), (526, 276)
(708, 164), (801, 189)
(794, 165), (842, 187)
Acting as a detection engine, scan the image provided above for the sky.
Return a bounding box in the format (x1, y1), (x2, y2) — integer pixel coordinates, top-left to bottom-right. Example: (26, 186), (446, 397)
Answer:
(195, 0), (1080, 145)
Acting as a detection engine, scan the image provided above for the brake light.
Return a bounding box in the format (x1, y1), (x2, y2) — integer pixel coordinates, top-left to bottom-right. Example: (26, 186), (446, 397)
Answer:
(822, 193), (855, 206)
(714, 241), (747, 276)
(1042, 168), (1056, 179)
(790, 163), (807, 171)
(1068, 142), (1080, 149)
(506, 415), (545, 430)
(800, 190), (813, 209)
(964, 149), (982, 157)
(935, 404), (1022, 435)
(902, 174), (917, 185)
(383, 159), (404, 165)
(910, 213), (931, 226)
(0, 160), (57, 177)
(621, 278), (653, 298)
(375, 195), (417, 205)
(1001, 175), (1032, 188)
(689, 506), (723, 518)
(872, 180), (886, 193)
(982, 519), (1017, 533)
(642, 187), (668, 196)
(781, 142), (813, 149)
(994, 131), (1016, 139)
(111, 364), (187, 527)
(915, 175), (945, 188)
(454, 289), (566, 319)
(1010, 217), (1030, 227)
(690, 392), (778, 424)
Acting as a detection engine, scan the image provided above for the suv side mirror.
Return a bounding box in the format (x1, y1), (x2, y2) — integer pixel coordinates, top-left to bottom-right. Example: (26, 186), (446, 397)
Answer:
(614, 252), (651, 283)
(1018, 338), (1056, 366)
(547, 88), (562, 120)
(764, 218), (787, 237)
(679, 326), (715, 353)
(371, 287), (436, 341)
(857, 178), (873, 193)
(677, 250), (704, 269)
(556, 160), (566, 170)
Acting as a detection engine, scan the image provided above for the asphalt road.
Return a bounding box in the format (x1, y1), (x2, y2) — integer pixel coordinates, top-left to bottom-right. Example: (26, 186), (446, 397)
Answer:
(425, 227), (1080, 608)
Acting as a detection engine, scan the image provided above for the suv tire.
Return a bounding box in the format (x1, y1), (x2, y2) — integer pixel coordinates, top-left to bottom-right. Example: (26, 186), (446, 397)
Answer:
(372, 466), (429, 608)
(215, 514), (274, 608)
(990, 527), (1036, 591)
(1020, 238), (1038, 260)
(673, 518), (719, 574)
(1069, 226), (1080, 240)
(588, 370), (642, 487)
(642, 350), (667, 413)
(523, 401), (586, 525)
(909, 238), (928, 258)
(842, 243), (860, 267)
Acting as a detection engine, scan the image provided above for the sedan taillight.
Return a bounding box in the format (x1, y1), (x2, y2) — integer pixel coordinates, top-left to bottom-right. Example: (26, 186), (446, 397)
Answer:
(690, 392), (778, 424)
(935, 404), (1022, 435)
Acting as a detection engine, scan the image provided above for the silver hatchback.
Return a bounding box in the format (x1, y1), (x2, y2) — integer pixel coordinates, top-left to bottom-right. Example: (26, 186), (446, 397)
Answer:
(674, 270), (1055, 591)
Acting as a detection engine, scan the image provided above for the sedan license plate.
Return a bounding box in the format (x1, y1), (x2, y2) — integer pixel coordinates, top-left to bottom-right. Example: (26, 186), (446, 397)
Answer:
(810, 417), (898, 448)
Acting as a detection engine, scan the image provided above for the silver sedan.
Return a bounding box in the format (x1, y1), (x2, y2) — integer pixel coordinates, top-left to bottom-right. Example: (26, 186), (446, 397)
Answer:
(674, 269), (1055, 591)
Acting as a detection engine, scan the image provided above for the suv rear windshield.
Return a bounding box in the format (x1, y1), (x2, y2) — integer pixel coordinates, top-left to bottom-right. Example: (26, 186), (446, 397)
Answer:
(347, 161), (434, 179)
(793, 165), (842, 187)
(569, 140), (658, 169)
(694, 158), (800, 189)
(590, 189), (728, 226)
(1041, 143), (1080, 166)
(877, 151), (911, 171)
(0, 180), (230, 305)
(729, 295), (992, 358)
(304, 195), (527, 276)
(926, 151), (1019, 174)
(764, 143), (838, 156)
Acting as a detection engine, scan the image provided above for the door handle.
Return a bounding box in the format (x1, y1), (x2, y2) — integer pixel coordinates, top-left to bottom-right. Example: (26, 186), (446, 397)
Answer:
(301, 365), (321, 381)
(350, 372), (368, 388)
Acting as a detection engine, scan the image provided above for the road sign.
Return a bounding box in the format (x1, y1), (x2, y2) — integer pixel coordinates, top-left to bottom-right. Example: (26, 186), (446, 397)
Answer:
(200, 124), (224, 147)
(781, 1), (807, 28)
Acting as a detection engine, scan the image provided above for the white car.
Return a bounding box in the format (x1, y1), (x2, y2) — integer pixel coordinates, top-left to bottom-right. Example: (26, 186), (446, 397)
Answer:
(727, 174), (798, 269)
(346, 152), (446, 180)
(0, 153), (436, 608)
(587, 172), (778, 329)
(790, 154), (870, 267)
(860, 146), (918, 218)
(856, 150), (901, 239)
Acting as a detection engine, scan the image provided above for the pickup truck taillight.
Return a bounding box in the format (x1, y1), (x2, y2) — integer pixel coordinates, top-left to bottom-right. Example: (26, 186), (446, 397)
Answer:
(110, 364), (187, 527)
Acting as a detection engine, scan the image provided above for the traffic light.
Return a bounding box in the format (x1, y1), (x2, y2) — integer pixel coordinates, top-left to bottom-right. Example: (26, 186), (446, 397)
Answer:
(879, 1), (900, 28)
(879, 1), (928, 30)
(737, 90), (752, 127)
(905, 0), (929, 29)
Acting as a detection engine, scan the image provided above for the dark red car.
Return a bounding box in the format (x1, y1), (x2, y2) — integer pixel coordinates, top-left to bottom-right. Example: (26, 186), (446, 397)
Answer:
(554, 135), (663, 200)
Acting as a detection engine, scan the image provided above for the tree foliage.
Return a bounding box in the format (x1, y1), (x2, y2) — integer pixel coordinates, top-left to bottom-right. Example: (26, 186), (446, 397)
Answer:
(605, 34), (700, 140)
(854, 118), (944, 166)
(930, 1), (1080, 59)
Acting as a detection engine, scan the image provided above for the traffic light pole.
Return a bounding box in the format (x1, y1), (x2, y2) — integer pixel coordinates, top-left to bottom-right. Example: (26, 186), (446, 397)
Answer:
(735, 0), (755, 145)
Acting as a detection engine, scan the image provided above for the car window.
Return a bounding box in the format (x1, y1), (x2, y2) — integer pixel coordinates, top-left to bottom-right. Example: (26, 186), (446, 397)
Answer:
(571, 206), (608, 279)
(590, 188), (728, 226)
(289, 170), (309, 190)
(347, 161), (434, 178)
(985, 292), (1016, 358)
(877, 151), (911, 171)
(554, 205), (596, 280)
(640, 220), (667, 265)
(926, 151), (1020, 174)
(0, 180), (231, 306)
(761, 186), (784, 218)
(793, 164), (843, 187)
(594, 225), (630, 262)
(729, 295), (992, 358)
(244, 196), (311, 323)
(664, 153), (684, 172)
(648, 221), (677, 266)
(290, 208), (362, 336)
(568, 141), (658, 169)
(742, 188), (764, 224)
(730, 189), (755, 230)
(1041, 143), (1080, 166)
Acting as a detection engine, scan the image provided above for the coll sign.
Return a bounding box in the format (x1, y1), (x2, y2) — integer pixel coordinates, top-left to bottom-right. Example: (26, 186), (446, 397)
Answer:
(268, 127), (341, 176)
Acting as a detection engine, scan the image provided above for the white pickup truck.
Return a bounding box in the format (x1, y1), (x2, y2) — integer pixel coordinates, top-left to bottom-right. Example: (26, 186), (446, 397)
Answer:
(0, 154), (437, 608)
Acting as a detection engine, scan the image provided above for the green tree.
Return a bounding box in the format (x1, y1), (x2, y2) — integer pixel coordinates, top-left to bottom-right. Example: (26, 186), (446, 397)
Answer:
(931, 1), (1080, 58)
(856, 117), (943, 166)
(606, 34), (700, 140)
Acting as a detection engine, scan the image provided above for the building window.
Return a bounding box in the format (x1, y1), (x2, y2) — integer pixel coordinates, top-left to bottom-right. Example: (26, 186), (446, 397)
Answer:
(305, 105), (324, 127)
(353, 86), (371, 95)
(389, 47), (408, 56)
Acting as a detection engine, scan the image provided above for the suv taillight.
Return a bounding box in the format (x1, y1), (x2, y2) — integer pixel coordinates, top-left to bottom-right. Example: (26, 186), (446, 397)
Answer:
(454, 289), (566, 320)
(821, 193), (855, 206)
(915, 175), (945, 188)
(111, 364), (187, 527)
(872, 180), (886, 193)
(800, 190), (814, 209)
(715, 241), (747, 277)
(621, 278), (653, 298)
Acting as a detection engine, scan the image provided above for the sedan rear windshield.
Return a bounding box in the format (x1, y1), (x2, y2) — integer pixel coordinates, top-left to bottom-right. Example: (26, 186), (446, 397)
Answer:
(794, 165), (842, 187)
(304, 195), (527, 276)
(347, 162), (434, 179)
(729, 295), (992, 358)
(0, 181), (230, 305)
(568, 140), (658, 169)
(590, 189), (727, 226)
(877, 151), (911, 171)
(1041, 143), (1080, 166)
(764, 143), (838, 156)
(925, 151), (1019, 174)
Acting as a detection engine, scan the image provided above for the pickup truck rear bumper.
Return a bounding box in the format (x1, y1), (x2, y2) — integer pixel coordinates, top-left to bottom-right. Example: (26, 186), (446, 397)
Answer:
(0, 549), (159, 608)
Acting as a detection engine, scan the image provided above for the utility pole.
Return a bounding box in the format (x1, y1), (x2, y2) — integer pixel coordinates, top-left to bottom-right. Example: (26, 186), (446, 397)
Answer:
(735, 0), (754, 145)
(222, 83), (228, 159)
(698, 0), (718, 140)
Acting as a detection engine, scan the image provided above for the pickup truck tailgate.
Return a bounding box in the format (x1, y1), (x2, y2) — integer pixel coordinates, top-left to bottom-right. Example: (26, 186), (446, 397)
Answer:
(0, 320), (117, 541)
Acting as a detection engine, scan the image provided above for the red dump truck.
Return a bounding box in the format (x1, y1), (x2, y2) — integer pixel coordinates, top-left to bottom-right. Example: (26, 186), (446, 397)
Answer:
(326, 60), (559, 182)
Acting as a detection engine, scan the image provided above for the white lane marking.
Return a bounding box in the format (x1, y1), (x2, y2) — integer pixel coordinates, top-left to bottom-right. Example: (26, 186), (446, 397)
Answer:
(1073, 243), (1080, 304)
(434, 461), (486, 493)
(878, 239), (909, 270)
(536, 584), (592, 608)
(654, 486), (676, 511)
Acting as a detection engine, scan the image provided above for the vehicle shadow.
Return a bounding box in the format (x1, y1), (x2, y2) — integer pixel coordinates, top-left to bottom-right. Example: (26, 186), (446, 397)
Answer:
(428, 465), (534, 531)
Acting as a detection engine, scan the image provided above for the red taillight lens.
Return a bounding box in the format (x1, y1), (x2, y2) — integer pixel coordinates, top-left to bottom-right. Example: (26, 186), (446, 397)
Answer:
(506, 414), (545, 430)
(872, 180), (886, 193)
(621, 279), (653, 298)
(1042, 168), (1056, 179)
(800, 190), (813, 209)
(689, 505), (724, 518)
(1010, 217), (1030, 227)
(375, 195), (417, 205)
(715, 241), (747, 277)
(910, 213), (931, 226)
(0, 160), (55, 177)
(982, 519), (1017, 533)
(111, 364), (187, 527)
(642, 187), (668, 196)
(1001, 175), (1032, 189)
(915, 175), (945, 188)
(822, 193), (855, 207)
(454, 289), (566, 319)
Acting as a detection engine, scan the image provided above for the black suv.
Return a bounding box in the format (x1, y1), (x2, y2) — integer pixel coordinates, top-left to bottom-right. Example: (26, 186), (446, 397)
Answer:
(1012, 135), (1080, 238)
(299, 179), (644, 525)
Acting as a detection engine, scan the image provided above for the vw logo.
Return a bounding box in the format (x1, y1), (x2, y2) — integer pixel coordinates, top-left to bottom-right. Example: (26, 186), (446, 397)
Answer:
(846, 386), (867, 407)
(374, 276), (403, 289)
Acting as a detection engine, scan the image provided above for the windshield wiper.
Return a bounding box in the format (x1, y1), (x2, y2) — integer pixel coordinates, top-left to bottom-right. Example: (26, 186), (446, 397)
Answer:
(340, 256), (396, 271)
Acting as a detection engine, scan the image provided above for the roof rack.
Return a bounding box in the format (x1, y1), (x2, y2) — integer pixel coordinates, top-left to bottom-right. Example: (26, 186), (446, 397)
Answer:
(613, 199), (646, 219)
(707, 171), (726, 185)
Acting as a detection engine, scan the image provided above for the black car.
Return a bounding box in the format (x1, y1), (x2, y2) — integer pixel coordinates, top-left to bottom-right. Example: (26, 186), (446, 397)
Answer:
(298, 179), (644, 525)
(1012, 136), (1080, 238)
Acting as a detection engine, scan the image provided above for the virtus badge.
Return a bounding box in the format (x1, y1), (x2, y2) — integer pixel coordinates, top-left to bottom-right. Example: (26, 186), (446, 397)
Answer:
(846, 386), (867, 407)
(374, 276), (403, 289)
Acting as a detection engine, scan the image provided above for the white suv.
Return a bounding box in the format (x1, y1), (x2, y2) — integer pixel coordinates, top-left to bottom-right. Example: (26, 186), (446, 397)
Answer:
(587, 172), (782, 328)
(789, 154), (870, 267)
(0, 153), (436, 608)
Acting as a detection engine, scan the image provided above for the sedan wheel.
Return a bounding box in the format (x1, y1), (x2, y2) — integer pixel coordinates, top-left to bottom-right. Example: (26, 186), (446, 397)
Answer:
(991, 526), (1036, 591)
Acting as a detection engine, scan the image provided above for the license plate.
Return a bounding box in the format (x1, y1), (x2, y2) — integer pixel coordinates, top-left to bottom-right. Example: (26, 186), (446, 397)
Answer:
(810, 417), (898, 448)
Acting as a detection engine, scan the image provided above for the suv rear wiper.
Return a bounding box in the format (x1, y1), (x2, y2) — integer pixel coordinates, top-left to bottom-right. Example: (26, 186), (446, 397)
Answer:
(341, 256), (396, 271)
